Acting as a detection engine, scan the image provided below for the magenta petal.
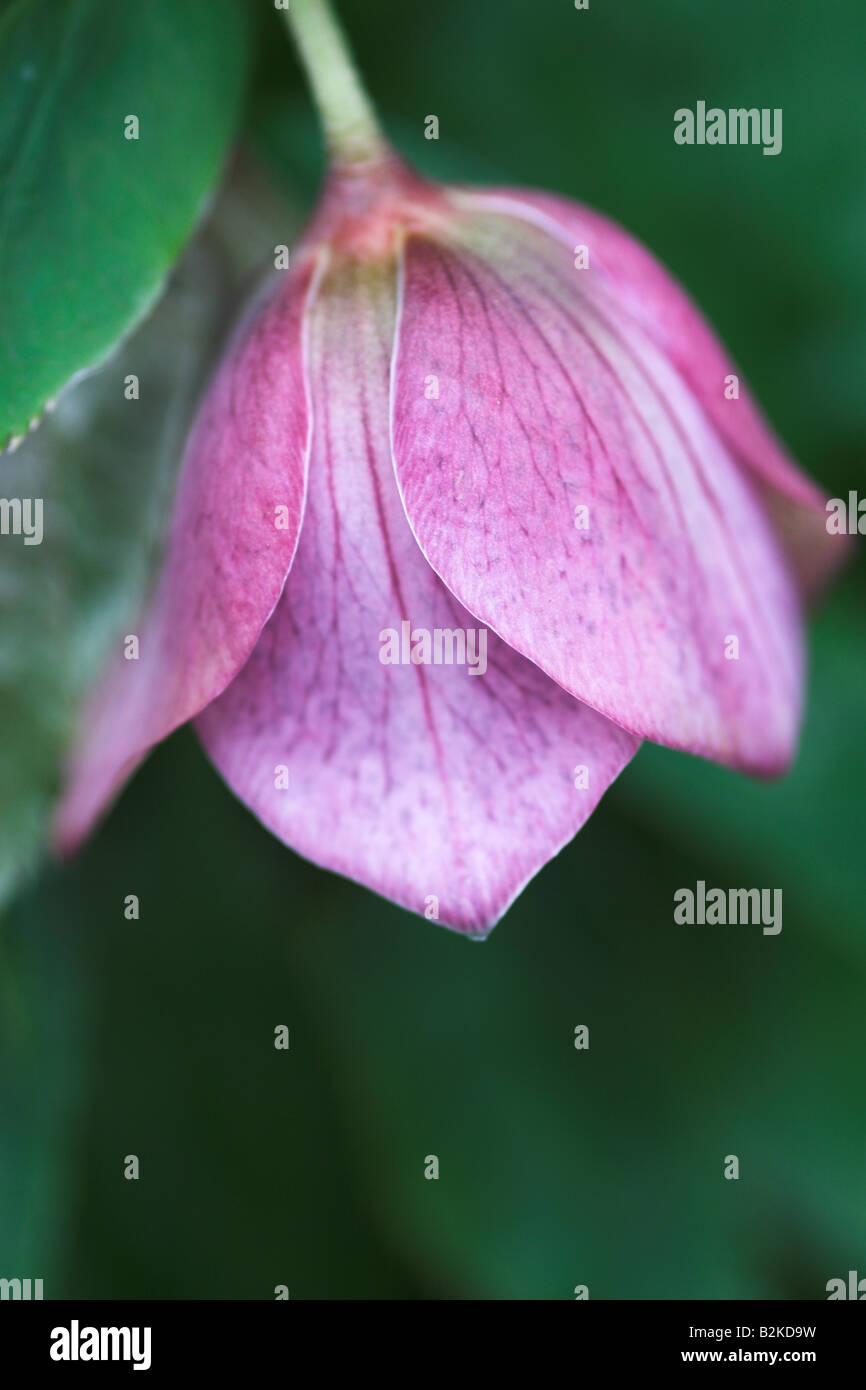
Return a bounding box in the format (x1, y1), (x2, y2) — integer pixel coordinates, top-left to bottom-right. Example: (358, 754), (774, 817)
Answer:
(392, 207), (805, 775)
(460, 187), (842, 598)
(196, 259), (638, 936)
(54, 257), (321, 852)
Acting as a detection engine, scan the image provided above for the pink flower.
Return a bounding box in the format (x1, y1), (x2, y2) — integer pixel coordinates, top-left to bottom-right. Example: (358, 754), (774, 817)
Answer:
(53, 9), (843, 936)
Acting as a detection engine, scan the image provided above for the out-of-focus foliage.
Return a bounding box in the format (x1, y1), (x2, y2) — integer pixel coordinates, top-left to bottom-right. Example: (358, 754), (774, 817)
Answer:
(0, 0), (864, 1299)
(0, 225), (233, 904)
(0, 154), (301, 907)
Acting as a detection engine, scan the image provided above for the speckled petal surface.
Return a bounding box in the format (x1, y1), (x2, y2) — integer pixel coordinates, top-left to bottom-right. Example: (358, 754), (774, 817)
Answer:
(54, 257), (320, 852)
(459, 187), (843, 598)
(392, 202), (804, 774)
(197, 257), (638, 935)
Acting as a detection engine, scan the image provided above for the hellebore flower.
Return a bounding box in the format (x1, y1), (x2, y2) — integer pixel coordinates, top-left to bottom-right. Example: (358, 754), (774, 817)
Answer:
(54, 0), (843, 935)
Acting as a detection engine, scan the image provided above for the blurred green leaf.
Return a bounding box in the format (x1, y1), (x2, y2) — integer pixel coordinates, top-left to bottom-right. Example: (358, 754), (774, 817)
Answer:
(26, 721), (865, 1299)
(0, 151), (302, 906)
(0, 0), (250, 445)
(0, 203), (237, 905)
(15, 734), (418, 1299)
(0, 888), (89, 1289)
(289, 793), (866, 1299)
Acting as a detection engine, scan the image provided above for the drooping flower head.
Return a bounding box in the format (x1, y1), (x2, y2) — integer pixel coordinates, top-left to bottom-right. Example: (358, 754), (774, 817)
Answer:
(54, 0), (844, 935)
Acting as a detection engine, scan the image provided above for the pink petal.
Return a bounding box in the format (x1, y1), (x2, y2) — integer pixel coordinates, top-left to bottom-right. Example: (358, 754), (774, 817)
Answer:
(196, 258), (638, 936)
(392, 207), (804, 775)
(54, 256), (321, 852)
(459, 187), (843, 598)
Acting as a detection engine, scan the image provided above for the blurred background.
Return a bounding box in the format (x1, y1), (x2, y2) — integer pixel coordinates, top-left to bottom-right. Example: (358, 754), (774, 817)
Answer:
(1, 0), (864, 1298)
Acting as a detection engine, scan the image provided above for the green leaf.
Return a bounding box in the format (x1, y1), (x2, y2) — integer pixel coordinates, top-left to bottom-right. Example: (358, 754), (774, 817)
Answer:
(0, 150), (302, 908)
(0, 0), (250, 446)
(0, 232), (231, 903)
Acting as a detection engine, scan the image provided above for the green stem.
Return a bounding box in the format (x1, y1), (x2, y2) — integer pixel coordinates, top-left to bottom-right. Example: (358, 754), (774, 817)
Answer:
(281, 0), (387, 165)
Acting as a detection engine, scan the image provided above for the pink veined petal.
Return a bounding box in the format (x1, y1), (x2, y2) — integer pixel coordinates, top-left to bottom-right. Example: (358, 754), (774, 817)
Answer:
(392, 210), (804, 775)
(53, 255), (322, 853)
(455, 187), (844, 598)
(196, 255), (638, 936)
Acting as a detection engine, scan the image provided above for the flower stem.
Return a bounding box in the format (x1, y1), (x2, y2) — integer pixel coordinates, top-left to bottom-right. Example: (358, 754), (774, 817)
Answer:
(281, 0), (387, 165)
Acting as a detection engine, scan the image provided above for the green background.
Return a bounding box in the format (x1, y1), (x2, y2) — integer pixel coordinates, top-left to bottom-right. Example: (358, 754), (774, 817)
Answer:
(1, 0), (864, 1298)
